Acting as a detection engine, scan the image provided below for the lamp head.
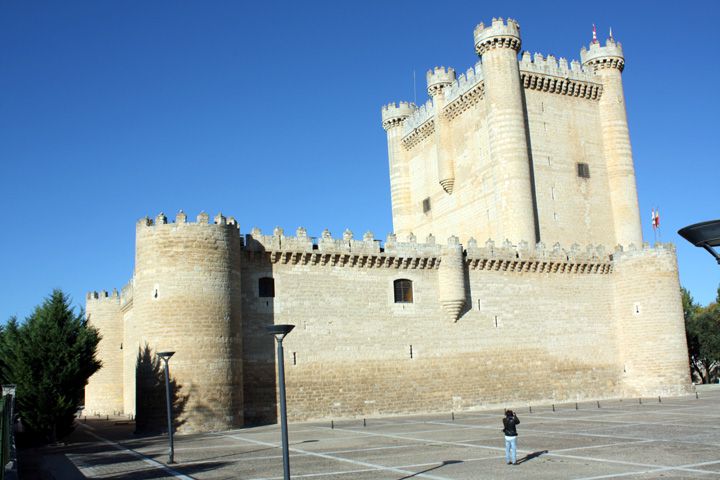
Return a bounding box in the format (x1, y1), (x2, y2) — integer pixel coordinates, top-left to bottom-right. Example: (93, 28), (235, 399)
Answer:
(157, 351), (175, 361)
(678, 220), (720, 264)
(265, 324), (295, 341)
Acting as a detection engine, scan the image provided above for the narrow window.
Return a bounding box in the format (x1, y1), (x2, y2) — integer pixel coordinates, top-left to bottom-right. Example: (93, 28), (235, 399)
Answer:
(393, 279), (413, 303)
(422, 197), (431, 214)
(258, 277), (275, 298)
(577, 162), (590, 178)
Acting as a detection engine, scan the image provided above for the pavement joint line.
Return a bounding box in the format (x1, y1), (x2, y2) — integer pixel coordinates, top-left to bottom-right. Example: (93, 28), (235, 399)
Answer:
(216, 432), (455, 480)
(551, 439), (655, 453)
(572, 457), (720, 480)
(78, 424), (194, 480)
(317, 424), (719, 475)
(427, 420), (720, 447)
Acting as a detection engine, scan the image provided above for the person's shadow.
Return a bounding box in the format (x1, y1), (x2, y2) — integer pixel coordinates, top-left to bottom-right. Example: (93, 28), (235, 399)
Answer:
(516, 450), (548, 464)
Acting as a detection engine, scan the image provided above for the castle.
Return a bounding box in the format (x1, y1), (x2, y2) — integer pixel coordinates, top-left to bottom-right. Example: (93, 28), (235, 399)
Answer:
(84, 18), (691, 433)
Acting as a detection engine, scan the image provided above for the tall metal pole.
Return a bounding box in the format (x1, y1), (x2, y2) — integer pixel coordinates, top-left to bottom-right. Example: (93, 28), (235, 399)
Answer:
(277, 337), (290, 480)
(157, 352), (175, 465)
(162, 361), (174, 464)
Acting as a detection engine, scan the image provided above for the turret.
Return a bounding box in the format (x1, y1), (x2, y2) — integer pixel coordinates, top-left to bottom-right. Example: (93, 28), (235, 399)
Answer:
(581, 36), (642, 247)
(381, 102), (416, 235)
(84, 289), (124, 415)
(132, 211), (243, 432)
(438, 236), (467, 321)
(427, 67), (457, 194)
(474, 18), (537, 245)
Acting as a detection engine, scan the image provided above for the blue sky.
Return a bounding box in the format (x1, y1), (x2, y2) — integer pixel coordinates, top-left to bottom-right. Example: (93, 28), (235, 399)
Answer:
(1, 0), (718, 321)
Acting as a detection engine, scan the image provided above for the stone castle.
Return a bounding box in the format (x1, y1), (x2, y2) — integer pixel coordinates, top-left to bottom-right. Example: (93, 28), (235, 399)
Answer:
(85, 18), (691, 432)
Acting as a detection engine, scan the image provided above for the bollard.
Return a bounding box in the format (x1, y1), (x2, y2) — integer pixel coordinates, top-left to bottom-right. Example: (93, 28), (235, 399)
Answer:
(363, 418), (366, 427)
(575, 402), (578, 410)
(696, 391), (699, 399)
(451, 412), (455, 421)
(597, 401), (600, 409)
(658, 396), (661, 403)
(529, 406), (532, 414)
(331, 420), (334, 429)
(639, 397), (642, 405)
(552, 404), (555, 412)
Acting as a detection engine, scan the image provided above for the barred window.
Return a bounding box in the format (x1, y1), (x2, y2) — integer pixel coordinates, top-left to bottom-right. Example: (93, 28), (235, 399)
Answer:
(393, 279), (413, 303)
(258, 277), (275, 298)
(577, 162), (590, 178)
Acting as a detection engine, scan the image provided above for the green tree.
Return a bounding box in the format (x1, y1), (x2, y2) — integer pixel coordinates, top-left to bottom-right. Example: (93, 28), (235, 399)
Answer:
(0, 290), (101, 442)
(684, 286), (720, 384)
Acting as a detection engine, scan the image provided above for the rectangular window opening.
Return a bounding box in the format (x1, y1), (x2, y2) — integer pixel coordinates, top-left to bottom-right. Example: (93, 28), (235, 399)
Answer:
(422, 197), (431, 214)
(577, 162), (590, 179)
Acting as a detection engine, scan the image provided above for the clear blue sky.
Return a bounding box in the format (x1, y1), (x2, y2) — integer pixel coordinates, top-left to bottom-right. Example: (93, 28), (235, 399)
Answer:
(1, 0), (718, 321)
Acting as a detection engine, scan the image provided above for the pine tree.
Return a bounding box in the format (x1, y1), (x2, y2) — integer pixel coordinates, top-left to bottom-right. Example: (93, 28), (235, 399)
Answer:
(0, 290), (101, 442)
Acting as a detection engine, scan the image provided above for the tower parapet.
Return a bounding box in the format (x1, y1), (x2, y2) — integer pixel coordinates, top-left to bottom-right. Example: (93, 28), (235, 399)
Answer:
(381, 102), (417, 131)
(581, 38), (624, 72)
(474, 17), (521, 55)
(426, 67), (456, 96)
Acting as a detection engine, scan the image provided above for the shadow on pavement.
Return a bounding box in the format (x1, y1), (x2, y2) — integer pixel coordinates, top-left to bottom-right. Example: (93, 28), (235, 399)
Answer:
(516, 450), (548, 464)
(397, 459), (463, 479)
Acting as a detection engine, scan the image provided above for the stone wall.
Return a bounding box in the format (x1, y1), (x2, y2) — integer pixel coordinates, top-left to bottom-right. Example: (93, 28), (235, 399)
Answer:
(84, 291), (124, 415)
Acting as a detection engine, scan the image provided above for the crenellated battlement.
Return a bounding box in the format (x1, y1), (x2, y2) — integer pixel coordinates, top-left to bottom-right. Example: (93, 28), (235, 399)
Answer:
(474, 17), (522, 55)
(581, 38), (624, 72)
(426, 66), (456, 96)
(520, 51), (594, 80)
(87, 289), (120, 301)
(381, 101), (417, 130)
(519, 51), (602, 100)
(136, 211), (240, 231)
(237, 225), (665, 275)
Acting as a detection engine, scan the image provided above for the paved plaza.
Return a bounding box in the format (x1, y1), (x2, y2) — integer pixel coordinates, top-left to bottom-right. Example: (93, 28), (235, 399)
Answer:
(20, 386), (720, 479)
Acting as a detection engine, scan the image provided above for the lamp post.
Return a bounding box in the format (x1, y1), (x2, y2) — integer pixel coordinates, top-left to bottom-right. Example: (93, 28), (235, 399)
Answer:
(157, 351), (175, 464)
(265, 324), (295, 480)
(678, 220), (720, 265)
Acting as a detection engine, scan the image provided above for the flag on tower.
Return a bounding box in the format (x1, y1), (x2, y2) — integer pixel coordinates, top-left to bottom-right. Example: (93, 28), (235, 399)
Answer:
(651, 209), (660, 230)
(592, 24), (598, 44)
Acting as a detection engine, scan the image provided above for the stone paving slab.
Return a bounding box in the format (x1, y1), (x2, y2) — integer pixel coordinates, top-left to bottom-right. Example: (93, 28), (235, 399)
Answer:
(18, 386), (720, 479)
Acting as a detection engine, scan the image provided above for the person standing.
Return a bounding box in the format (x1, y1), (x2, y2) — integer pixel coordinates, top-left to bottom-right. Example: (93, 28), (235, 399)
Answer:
(503, 409), (520, 465)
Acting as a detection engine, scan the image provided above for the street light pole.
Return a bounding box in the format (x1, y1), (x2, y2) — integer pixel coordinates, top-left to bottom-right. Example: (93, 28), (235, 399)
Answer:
(265, 324), (295, 480)
(157, 351), (176, 464)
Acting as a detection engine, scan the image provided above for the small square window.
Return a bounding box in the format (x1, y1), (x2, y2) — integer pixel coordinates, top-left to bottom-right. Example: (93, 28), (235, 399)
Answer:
(422, 197), (431, 214)
(393, 279), (413, 303)
(577, 163), (590, 178)
(259, 277), (275, 298)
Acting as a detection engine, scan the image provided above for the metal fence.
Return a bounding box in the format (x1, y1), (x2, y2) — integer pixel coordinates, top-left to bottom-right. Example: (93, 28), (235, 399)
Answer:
(1, 394), (10, 480)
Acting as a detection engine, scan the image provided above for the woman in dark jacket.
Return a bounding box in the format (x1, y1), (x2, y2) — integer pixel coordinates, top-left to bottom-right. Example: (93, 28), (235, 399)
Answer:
(503, 410), (520, 465)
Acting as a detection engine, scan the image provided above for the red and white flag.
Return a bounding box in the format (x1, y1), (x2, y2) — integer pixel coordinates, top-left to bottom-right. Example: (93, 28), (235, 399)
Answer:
(651, 209), (660, 230)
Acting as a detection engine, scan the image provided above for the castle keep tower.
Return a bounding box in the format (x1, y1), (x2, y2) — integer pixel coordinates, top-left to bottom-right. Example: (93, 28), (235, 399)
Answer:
(581, 38), (643, 247)
(132, 211), (244, 432)
(473, 18), (537, 245)
(381, 17), (645, 249)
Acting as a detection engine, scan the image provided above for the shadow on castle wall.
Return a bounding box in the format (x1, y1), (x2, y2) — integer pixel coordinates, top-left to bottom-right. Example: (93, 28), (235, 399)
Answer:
(134, 344), (189, 434)
(242, 237), (279, 427)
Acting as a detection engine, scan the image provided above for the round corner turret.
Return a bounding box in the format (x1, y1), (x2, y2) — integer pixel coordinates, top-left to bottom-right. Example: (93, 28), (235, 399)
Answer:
(381, 101), (417, 130)
(474, 17), (521, 56)
(426, 66), (456, 97)
(581, 38), (624, 72)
